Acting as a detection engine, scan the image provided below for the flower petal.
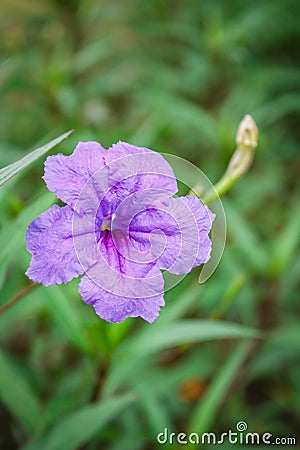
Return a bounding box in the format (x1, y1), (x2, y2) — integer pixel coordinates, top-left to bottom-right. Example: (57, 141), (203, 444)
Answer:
(43, 141), (107, 210)
(101, 142), (178, 216)
(181, 195), (215, 267)
(106, 143), (177, 195)
(82, 231), (164, 295)
(25, 205), (84, 286)
(129, 195), (215, 274)
(78, 268), (165, 323)
(77, 230), (165, 322)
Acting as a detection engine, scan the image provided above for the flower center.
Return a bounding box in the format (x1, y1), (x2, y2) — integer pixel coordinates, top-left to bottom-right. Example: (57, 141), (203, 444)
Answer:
(100, 213), (116, 231)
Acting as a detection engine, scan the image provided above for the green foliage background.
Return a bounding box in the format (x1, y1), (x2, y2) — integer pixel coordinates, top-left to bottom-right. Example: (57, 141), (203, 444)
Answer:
(0, 0), (300, 448)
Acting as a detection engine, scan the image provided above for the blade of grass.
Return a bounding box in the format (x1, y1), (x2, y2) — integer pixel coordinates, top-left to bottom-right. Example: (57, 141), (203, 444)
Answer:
(0, 349), (42, 433)
(22, 393), (135, 450)
(0, 130), (73, 187)
(104, 320), (260, 396)
(187, 341), (252, 446)
(210, 273), (246, 319)
(269, 202), (300, 277)
(118, 320), (260, 357)
(224, 200), (268, 273)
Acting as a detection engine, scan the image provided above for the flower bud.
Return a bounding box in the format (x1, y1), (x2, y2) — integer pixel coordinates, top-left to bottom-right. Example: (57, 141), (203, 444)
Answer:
(202, 114), (259, 204)
(226, 114), (258, 181)
(236, 114), (258, 150)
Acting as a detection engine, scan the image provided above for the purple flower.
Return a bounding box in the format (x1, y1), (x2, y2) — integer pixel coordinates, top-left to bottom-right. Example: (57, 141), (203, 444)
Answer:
(25, 141), (214, 323)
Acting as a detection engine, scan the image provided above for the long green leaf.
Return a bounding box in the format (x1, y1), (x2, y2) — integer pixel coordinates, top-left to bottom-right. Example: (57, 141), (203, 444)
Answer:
(187, 341), (252, 443)
(269, 202), (300, 277)
(104, 320), (260, 395)
(0, 349), (42, 433)
(0, 130), (73, 187)
(118, 320), (260, 356)
(22, 394), (135, 450)
(224, 201), (268, 273)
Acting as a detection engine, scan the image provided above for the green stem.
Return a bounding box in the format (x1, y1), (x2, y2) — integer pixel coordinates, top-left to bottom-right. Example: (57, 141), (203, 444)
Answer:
(202, 174), (236, 204)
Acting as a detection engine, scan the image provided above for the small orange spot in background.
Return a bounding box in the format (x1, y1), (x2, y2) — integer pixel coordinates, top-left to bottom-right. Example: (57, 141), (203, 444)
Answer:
(179, 377), (208, 403)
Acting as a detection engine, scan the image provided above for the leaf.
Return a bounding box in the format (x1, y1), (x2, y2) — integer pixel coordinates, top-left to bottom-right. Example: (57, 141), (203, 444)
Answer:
(224, 200), (268, 273)
(251, 322), (300, 376)
(136, 382), (172, 433)
(44, 285), (92, 354)
(255, 94), (300, 126)
(119, 320), (260, 356)
(269, 202), (300, 277)
(159, 284), (202, 325)
(210, 273), (246, 319)
(0, 349), (42, 433)
(187, 341), (252, 439)
(104, 320), (260, 396)
(72, 37), (115, 74)
(0, 130), (73, 187)
(0, 263), (6, 291)
(141, 90), (219, 148)
(22, 394), (135, 450)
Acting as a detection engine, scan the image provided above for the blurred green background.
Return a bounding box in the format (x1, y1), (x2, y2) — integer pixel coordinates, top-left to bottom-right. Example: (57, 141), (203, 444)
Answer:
(1, 0), (300, 449)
